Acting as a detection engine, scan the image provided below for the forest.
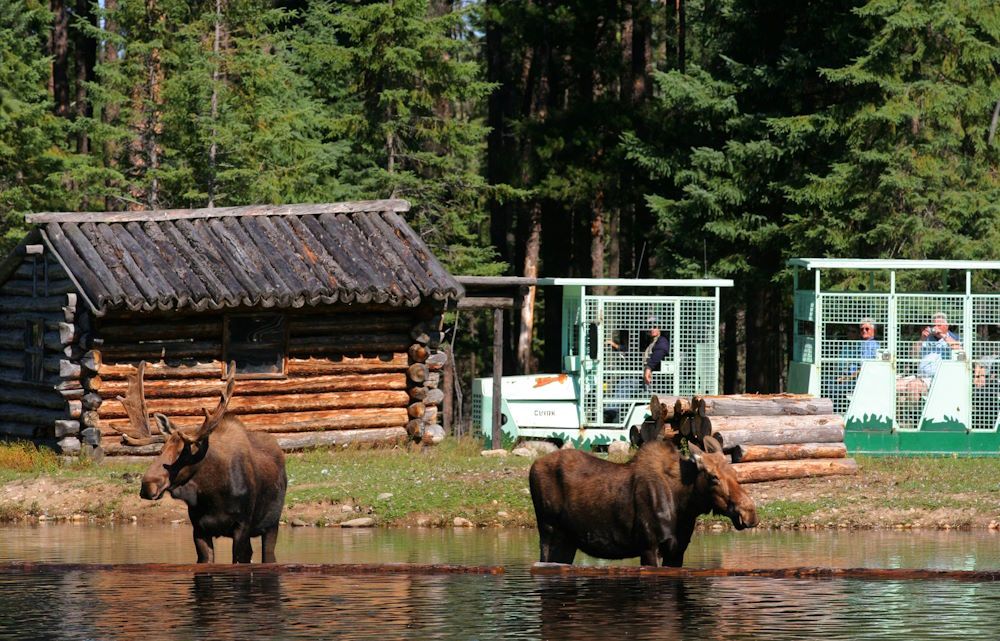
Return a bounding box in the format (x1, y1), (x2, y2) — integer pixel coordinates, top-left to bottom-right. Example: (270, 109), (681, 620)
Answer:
(1, 0), (998, 394)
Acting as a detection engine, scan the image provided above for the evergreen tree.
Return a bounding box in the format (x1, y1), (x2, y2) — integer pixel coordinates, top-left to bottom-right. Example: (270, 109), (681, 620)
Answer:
(787, 0), (1000, 264)
(295, 0), (503, 275)
(0, 0), (69, 252)
(79, 0), (338, 210)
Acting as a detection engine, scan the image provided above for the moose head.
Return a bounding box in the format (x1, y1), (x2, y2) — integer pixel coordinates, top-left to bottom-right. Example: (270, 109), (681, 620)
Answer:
(114, 361), (237, 501)
(688, 434), (758, 530)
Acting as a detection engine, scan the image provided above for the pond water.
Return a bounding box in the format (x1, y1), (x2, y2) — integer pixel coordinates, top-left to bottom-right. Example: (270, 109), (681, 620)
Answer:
(2, 525), (1000, 640)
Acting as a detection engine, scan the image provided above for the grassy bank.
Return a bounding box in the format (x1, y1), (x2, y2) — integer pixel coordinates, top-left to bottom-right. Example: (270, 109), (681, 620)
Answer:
(0, 440), (998, 530)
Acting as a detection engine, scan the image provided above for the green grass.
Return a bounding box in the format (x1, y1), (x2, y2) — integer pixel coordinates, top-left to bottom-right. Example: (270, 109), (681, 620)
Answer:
(285, 438), (536, 524)
(4, 440), (1000, 529)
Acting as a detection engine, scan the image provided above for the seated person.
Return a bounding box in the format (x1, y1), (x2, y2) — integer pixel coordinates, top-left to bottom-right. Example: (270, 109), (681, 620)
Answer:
(897, 312), (961, 401)
(833, 319), (880, 412)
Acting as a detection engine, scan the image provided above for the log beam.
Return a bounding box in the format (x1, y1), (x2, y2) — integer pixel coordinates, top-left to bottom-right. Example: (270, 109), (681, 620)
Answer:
(732, 458), (859, 484)
(731, 442), (848, 463)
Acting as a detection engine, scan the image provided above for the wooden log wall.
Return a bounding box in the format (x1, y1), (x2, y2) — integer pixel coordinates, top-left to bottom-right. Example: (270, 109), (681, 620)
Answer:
(0, 249), (86, 454)
(94, 306), (444, 455)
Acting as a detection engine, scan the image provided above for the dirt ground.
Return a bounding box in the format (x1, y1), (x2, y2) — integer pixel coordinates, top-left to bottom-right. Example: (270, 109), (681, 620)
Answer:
(3, 462), (1000, 530)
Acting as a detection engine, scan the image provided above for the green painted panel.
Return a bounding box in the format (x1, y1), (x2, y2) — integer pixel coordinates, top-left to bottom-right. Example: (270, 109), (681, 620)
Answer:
(846, 430), (1000, 455)
(845, 414), (893, 432)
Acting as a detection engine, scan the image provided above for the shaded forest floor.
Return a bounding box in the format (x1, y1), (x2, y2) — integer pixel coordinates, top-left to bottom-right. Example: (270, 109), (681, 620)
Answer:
(0, 440), (998, 531)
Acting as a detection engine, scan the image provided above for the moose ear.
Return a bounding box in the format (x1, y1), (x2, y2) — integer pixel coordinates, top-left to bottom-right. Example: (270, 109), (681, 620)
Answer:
(152, 413), (175, 435)
(702, 435), (723, 454)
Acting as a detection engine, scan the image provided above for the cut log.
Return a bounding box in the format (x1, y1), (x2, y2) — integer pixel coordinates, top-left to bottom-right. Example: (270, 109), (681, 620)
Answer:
(102, 426), (410, 454)
(58, 322), (77, 346)
(0, 404), (70, 426)
(99, 353), (413, 380)
(731, 442), (848, 463)
(287, 335), (411, 355)
(733, 458), (859, 484)
(0, 381), (68, 410)
(60, 360), (81, 379)
(408, 386), (428, 401)
(423, 388), (444, 405)
(54, 420), (80, 437)
(408, 363), (428, 384)
(81, 351), (100, 374)
(97, 390), (409, 419)
(408, 344), (429, 363)
(406, 418), (423, 437)
(273, 427), (408, 451)
(658, 394), (834, 418)
(82, 375), (101, 392)
(425, 352), (448, 370)
(81, 411), (100, 430)
(407, 402), (426, 419)
(711, 414), (844, 432)
(66, 399), (82, 418)
(98, 372), (406, 399)
(81, 392), (103, 410)
(712, 423), (845, 449)
(100, 407), (409, 435)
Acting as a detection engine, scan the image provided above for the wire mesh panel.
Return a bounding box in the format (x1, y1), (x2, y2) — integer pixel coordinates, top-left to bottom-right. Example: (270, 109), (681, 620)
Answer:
(972, 296), (1000, 431)
(580, 295), (719, 427)
(816, 294), (889, 415)
(894, 295), (965, 430)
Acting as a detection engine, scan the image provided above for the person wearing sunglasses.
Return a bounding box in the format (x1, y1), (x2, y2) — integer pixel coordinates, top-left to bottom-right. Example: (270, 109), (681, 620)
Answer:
(839, 318), (880, 383)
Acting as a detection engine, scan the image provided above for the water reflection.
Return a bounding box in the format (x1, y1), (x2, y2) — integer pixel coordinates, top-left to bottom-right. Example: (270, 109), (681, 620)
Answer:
(2, 527), (1000, 640)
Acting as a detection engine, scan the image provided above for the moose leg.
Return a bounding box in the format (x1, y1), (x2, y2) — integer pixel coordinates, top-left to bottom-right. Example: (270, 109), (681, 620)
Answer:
(232, 525), (253, 563)
(193, 527), (215, 563)
(659, 541), (685, 568)
(538, 526), (577, 564)
(640, 548), (662, 566)
(260, 526), (279, 563)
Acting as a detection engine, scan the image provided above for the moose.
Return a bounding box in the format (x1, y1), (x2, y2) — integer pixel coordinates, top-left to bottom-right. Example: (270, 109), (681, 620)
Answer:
(114, 361), (287, 563)
(528, 397), (757, 567)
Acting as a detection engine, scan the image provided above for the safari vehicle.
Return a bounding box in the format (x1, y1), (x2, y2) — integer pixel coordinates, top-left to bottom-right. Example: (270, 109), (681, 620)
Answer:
(472, 278), (732, 450)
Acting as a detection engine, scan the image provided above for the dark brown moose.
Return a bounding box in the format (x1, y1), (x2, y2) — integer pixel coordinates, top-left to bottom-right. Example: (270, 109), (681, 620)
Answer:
(528, 417), (757, 567)
(114, 361), (287, 563)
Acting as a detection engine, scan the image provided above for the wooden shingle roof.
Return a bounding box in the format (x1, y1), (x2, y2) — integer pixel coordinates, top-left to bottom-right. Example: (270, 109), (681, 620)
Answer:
(25, 200), (463, 315)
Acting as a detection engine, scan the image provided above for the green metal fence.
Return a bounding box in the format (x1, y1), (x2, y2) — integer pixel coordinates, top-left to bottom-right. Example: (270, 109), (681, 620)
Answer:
(788, 259), (1000, 455)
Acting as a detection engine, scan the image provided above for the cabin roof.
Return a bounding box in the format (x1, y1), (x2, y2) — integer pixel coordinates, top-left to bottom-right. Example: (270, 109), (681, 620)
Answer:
(23, 200), (463, 315)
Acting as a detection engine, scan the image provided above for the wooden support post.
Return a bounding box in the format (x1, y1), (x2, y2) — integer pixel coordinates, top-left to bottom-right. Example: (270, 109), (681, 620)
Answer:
(492, 308), (503, 449)
(442, 344), (454, 436)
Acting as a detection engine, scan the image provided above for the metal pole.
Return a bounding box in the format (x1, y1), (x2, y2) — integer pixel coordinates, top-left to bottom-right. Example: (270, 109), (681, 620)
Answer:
(492, 308), (503, 449)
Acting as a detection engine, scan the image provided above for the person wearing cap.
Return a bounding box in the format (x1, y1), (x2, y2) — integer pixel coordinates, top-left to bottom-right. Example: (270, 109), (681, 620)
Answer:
(643, 317), (670, 386)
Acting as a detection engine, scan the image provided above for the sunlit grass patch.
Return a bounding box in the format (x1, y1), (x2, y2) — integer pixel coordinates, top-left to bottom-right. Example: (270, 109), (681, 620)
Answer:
(0, 441), (60, 474)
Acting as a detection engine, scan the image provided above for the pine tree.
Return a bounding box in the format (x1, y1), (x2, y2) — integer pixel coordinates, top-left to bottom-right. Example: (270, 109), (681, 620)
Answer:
(787, 0), (1000, 264)
(0, 0), (70, 252)
(295, 0), (502, 275)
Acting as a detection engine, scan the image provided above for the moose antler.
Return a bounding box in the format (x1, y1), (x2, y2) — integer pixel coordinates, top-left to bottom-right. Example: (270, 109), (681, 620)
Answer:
(113, 361), (165, 446)
(179, 361), (237, 444)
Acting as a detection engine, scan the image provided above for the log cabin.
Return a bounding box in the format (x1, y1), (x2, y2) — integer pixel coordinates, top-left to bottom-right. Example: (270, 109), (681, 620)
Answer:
(0, 200), (463, 458)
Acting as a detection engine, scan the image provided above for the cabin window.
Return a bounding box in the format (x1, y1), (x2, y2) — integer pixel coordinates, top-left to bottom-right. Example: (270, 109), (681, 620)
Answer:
(224, 314), (287, 378)
(23, 320), (44, 382)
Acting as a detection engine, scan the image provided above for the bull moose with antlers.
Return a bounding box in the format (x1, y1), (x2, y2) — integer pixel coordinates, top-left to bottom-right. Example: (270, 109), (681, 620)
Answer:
(114, 361), (287, 563)
(529, 396), (757, 567)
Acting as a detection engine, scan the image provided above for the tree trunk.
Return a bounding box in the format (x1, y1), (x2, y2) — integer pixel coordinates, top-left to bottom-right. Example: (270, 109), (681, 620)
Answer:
(517, 203), (542, 374)
(207, 0), (224, 207)
(74, 0), (97, 154)
(50, 0), (71, 118)
(102, 0), (120, 210)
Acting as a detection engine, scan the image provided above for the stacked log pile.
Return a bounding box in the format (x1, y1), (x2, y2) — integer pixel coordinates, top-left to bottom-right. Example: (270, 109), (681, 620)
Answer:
(663, 394), (857, 484)
(94, 308), (422, 455)
(406, 313), (448, 444)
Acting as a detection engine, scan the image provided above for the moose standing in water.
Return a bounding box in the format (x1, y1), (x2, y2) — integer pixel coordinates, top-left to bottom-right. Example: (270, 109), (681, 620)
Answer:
(528, 398), (757, 567)
(114, 362), (287, 563)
